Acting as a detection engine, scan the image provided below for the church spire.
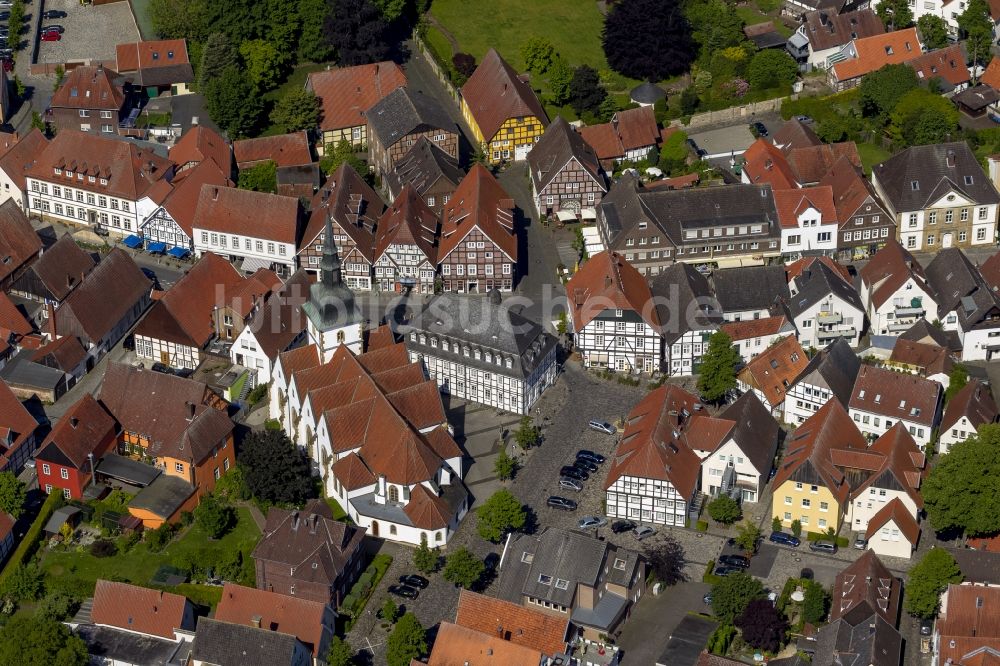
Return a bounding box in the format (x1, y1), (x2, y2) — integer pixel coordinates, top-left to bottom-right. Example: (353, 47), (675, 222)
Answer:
(320, 210), (342, 288)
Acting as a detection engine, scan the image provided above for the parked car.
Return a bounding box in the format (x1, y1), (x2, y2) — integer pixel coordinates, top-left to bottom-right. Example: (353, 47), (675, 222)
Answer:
(611, 520), (636, 534)
(560, 465), (588, 481)
(576, 450), (605, 464)
(714, 565), (742, 577)
(388, 584), (419, 599)
(1, 58), (11, 73)
(577, 516), (608, 529)
(854, 535), (868, 550)
(703, 593), (713, 604)
(42, 25), (65, 34)
(632, 525), (656, 540)
(794, 115), (813, 123)
(399, 574), (428, 589)
(547, 496), (578, 511)
(751, 121), (769, 137)
(573, 458), (598, 473)
(41, 10), (67, 19)
(151, 362), (173, 375)
(40, 31), (60, 42)
(920, 619), (933, 636)
(558, 477), (583, 492)
(141, 268), (158, 283)
(0, 12), (8, 19)
(809, 540), (837, 554)
(718, 554), (750, 569)
(769, 532), (801, 547)
(588, 420), (616, 435)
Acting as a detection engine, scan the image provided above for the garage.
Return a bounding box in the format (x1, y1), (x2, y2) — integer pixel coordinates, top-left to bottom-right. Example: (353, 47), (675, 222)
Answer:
(515, 143), (531, 161)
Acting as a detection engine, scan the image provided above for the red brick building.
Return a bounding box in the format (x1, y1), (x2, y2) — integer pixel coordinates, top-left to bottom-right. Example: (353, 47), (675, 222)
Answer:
(35, 393), (117, 499)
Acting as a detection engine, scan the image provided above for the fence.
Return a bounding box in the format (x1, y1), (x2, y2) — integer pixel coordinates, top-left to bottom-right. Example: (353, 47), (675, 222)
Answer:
(669, 95), (797, 130)
(411, 30), (461, 105)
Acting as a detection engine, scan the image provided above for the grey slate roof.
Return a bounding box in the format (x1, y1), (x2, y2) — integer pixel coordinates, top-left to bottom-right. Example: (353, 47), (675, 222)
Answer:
(899, 318), (962, 352)
(786, 261), (865, 319)
(948, 547), (1000, 584)
(809, 614), (902, 666)
(528, 115), (605, 193)
(719, 392), (780, 475)
(712, 265), (790, 314)
(75, 624), (189, 666)
(366, 87), (456, 149)
(925, 247), (1000, 332)
(790, 338), (861, 406)
(403, 291), (558, 379)
(872, 141), (1000, 213)
(655, 615), (718, 666)
(650, 263), (723, 345)
(128, 474), (195, 519)
(190, 618), (304, 666)
(384, 137), (464, 200)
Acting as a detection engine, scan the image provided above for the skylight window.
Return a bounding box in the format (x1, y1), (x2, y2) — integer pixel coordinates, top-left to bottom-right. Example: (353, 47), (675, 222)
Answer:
(538, 574), (552, 585)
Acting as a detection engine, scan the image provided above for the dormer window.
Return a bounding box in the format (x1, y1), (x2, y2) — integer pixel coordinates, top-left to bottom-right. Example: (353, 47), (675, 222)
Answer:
(910, 181), (919, 191)
(100, 178), (108, 185)
(538, 574), (552, 585)
(885, 46), (893, 55)
(66, 171), (74, 178)
(54, 168), (61, 175)
(70, 88), (78, 97)
(152, 52), (159, 60)
(613, 558), (627, 570)
(555, 578), (570, 590)
(167, 50), (174, 59)
(88, 176), (95, 183)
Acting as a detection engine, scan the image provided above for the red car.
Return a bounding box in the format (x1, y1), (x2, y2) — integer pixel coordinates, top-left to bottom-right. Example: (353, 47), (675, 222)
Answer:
(40, 31), (60, 42)
(1, 59), (11, 73)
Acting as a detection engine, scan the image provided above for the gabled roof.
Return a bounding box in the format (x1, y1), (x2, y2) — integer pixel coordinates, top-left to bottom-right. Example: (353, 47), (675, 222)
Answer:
(366, 87), (455, 149)
(439, 163), (517, 262)
(865, 496), (920, 543)
(568, 251), (658, 332)
(384, 137), (464, 202)
(308, 62), (407, 132)
(859, 238), (931, 309)
(0, 292), (33, 338)
(233, 132), (312, 168)
(830, 550), (901, 624)
(831, 27), (922, 82)
(856, 423), (926, 507)
(820, 154), (891, 224)
(0, 128), (49, 193)
(404, 482), (454, 529)
(604, 384), (703, 497)
(169, 125), (231, 174)
(0, 379), (39, 469)
(937, 584), (1000, 666)
(0, 199), (41, 284)
(215, 584), (330, 657)
(803, 9), (884, 51)
(528, 116), (605, 194)
(789, 338), (862, 405)
(942, 379), (998, 434)
(888, 339), (953, 377)
(925, 248), (1000, 330)
(981, 249), (1000, 292)
(712, 265), (789, 314)
(742, 139), (797, 189)
(374, 184), (437, 263)
(245, 270), (313, 360)
(461, 49), (548, 140)
(773, 185), (837, 229)
(55, 248), (150, 343)
(91, 580), (191, 639)
(428, 622), (544, 665)
(786, 255), (853, 286)
(455, 590), (569, 657)
(983, 56), (1000, 89)
(159, 158), (233, 237)
(849, 365), (940, 426)
(650, 262), (722, 345)
(772, 120), (822, 152)
(873, 141), (1000, 213)
(717, 392), (780, 473)
(35, 393), (115, 469)
(721, 315), (793, 341)
(737, 336), (809, 408)
(899, 318), (963, 352)
(192, 185), (300, 245)
(300, 163), (383, 261)
(786, 259), (865, 318)
(786, 142), (862, 185)
(578, 107), (659, 160)
(51, 66), (124, 111)
(31, 334), (87, 373)
(907, 43), (969, 88)
(190, 618), (304, 666)
(116, 39), (193, 87)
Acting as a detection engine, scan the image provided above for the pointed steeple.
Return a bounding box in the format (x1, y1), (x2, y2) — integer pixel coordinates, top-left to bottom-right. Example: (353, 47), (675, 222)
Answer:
(320, 210), (342, 289)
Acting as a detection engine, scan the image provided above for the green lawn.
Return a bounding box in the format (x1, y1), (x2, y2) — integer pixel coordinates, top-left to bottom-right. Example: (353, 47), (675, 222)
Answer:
(857, 142), (892, 175)
(40, 508), (261, 605)
(325, 497), (348, 521)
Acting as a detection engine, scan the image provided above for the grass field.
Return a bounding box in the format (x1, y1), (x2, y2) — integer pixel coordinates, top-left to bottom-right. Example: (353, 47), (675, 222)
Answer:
(857, 142), (892, 174)
(40, 508), (261, 605)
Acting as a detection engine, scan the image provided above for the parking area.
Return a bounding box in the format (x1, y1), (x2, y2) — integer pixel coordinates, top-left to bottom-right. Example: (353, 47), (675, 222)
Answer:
(34, 0), (139, 64)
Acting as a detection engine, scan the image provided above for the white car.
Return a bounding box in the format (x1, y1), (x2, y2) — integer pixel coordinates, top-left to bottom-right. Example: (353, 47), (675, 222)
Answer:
(633, 525), (656, 540)
(588, 420), (616, 435)
(578, 516), (608, 529)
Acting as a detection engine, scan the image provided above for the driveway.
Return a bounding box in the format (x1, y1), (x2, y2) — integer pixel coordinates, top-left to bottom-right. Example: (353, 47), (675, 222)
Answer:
(34, 0), (139, 64)
(617, 581), (712, 665)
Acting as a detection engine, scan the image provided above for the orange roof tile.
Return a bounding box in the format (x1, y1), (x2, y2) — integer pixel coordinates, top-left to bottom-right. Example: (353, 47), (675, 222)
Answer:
(234, 132), (312, 169)
(91, 580), (191, 639)
(331, 452), (375, 491)
(737, 336), (809, 408)
(374, 184), (438, 263)
(832, 28), (921, 82)
(161, 159), (233, 236)
(907, 44), (969, 87)
(0, 380), (39, 470)
(849, 364), (940, 427)
(35, 393), (116, 468)
(772, 185), (837, 230)
(308, 62), (406, 132)
(191, 185), (300, 245)
(0, 128), (49, 193)
(215, 583), (330, 657)
(577, 122), (622, 161)
(51, 66), (123, 111)
(169, 125), (231, 174)
(938, 584), (1000, 666)
(439, 164), (517, 263)
(454, 590), (569, 656)
(366, 324), (396, 351)
(887, 339), (953, 376)
(860, 238), (929, 309)
(983, 57), (1000, 89)
(742, 139), (797, 189)
(856, 423), (925, 508)
(721, 315), (791, 341)
(116, 39), (190, 71)
(567, 251), (659, 332)
(941, 379), (998, 435)
(0, 291), (33, 338)
(786, 142), (862, 184)
(461, 49), (548, 141)
(403, 483), (453, 530)
(428, 622), (543, 665)
(614, 106), (659, 151)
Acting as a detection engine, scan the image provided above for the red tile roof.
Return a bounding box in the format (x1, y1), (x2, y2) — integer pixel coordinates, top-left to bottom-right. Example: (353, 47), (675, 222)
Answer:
(720, 315), (791, 341)
(308, 62), (407, 132)
(0, 200), (41, 285)
(832, 28), (921, 83)
(567, 251), (659, 332)
(942, 379), (998, 434)
(907, 44), (970, 87)
(742, 139), (797, 189)
(191, 185), (300, 245)
(848, 365), (941, 427)
(577, 122), (623, 161)
(234, 132), (312, 169)
(937, 584), (1000, 666)
(366, 324), (396, 352)
(454, 590), (569, 656)
(331, 452), (375, 491)
(50, 66), (123, 111)
(404, 482), (454, 529)
(786, 142), (862, 185)
(0, 380), (39, 470)
(887, 339), (953, 377)
(820, 155), (884, 222)
(865, 497), (920, 543)
(428, 622), (544, 665)
(603, 384), (704, 498)
(169, 125), (231, 174)
(857, 423), (926, 508)
(35, 393), (116, 469)
(161, 159), (233, 237)
(0, 128), (49, 193)
(0, 511), (12, 542)
(115, 39), (190, 71)
(299, 163), (383, 261)
(461, 49), (548, 141)
(737, 336), (809, 408)
(578, 107), (659, 160)
(439, 163), (517, 262)
(772, 186), (837, 230)
(785, 255), (852, 284)
(860, 238), (929, 309)
(830, 550), (901, 623)
(91, 580), (191, 639)
(0, 292), (32, 338)
(31, 334), (87, 373)
(215, 583), (331, 657)
(983, 57), (1000, 89)
(980, 249), (1000, 292)
(246, 270), (313, 360)
(374, 184), (438, 264)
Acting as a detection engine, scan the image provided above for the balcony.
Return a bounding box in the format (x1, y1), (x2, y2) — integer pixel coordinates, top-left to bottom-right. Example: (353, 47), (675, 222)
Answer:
(817, 326), (856, 341)
(816, 311), (843, 325)
(894, 302), (924, 317)
(888, 320), (917, 333)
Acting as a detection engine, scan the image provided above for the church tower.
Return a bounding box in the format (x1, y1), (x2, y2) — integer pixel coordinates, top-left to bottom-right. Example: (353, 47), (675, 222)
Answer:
(301, 212), (362, 361)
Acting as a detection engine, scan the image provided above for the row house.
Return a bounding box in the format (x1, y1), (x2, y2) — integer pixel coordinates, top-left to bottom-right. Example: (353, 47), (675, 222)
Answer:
(307, 61), (406, 149)
(821, 155), (896, 261)
(366, 86), (458, 179)
(438, 164), (518, 293)
(899, 317), (963, 354)
(847, 364), (942, 447)
(906, 44), (970, 92)
(782, 338), (861, 425)
(785, 257), (866, 348)
(191, 185), (302, 277)
(859, 239), (936, 336)
(566, 251), (661, 373)
(115, 38), (194, 97)
(786, 9), (885, 71)
(190, 618), (313, 666)
(713, 265), (789, 322)
(885, 339), (955, 387)
(745, 123), (863, 188)
(168, 124), (232, 177)
(139, 158), (233, 252)
(34, 393), (117, 499)
(827, 28), (922, 91)
(373, 185), (439, 293)
(0, 129), (49, 213)
(577, 106), (660, 169)
(925, 247), (1000, 361)
(85, 580), (196, 644)
(25, 130), (174, 235)
(774, 185), (839, 258)
(736, 335), (809, 418)
(461, 49), (548, 163)
(0, 200), (42, 292)
(0, 380), (39, 473)
(9, 233), (95, 331)
(404, 291), (558, 414)
(872, 142), (1000, 253)
(939, 379), (998, 454)
(528, 116), (607, 220)
(824, 552), (903, 663)
(383, 137), (464, 215)
(233, 132), (317, 200)
(721, 315), (797, 364)
(653, 262), (723, 376)
(935, 584), (1000, 666)
(47, 65), (141, 137)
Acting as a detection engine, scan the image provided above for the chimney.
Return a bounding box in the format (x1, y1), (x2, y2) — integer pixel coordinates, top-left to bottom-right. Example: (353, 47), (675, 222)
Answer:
(67, 273), (75, 290)
(291, 511), (300, 531)
(251, 615), (262, 629)
(947, 150), (956, 167)
(604, 275), (612, 288)
(70, 417), (79, 429)
(46, 302), (57, 340)
(212, 187), (220, 201)
(309, 513), (318, 534)
(186, 402), (196, 421)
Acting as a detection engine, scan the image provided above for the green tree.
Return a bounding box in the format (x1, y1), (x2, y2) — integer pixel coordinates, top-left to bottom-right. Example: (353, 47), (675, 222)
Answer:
(204, 65), (263, 138)
(711, 571), (765, 622)
(0, 562), (43, 601)
(746, 50), (799, 91)
(659, 130), (689, 175)
(858, 64), (920, 120)
(443, 547), (486, 589)
(0, 471), (26, 518)
(326, 636), (355, 666)
(645, 535), (687, 585)
(270, 88), (321, 133)
(924, 424), (1000, 536)
(373, 0), (407, 21)
(514, 416), (541, 450)
(36, 591), (80, 622)
(238, 428), (316, 505)
(6, 1), (23, 51)
(239, 39), (289, 91)
(413, 532), (439, 574)
(707, 495), (742, 524)
(493, 448), (518, 481)
(324, 0), (390, 66)
(917, 15), (950, 49)
(31, 111), (46, 133)
(679, 86), (700, 115)
(737, 598), (788, 653)
(298, 0), (334, 62)
(198, 33), (238, 92)
(946, 364), (970, 403)
(238, 160), (278, 193)
(0, 615), (88, 665)
(959, 0), (994, 67)
(386, 612), (428, 666)
(381, 597), (399, 623)
(735, 521), (762, 553)
(888, 88), (958, 146)
(801, 580), (829, 624)
(685, 0), (745, 65)
(905, 548), (963, 618)
(568, 65), (608, 118)
(476, 488), (527, 542)
(548, 57), (574, 106)
(320, 140), (369, 178)
(521, 37), (557, 74)
(772, 516), (782, 533)
(149, 0), (207, 41)
(194, 494), (235, 539)
(697, 331), (741, 403)
(876, 0), (914, 30)
(791, 519), (802, 537)
(605, 0), (696, 79)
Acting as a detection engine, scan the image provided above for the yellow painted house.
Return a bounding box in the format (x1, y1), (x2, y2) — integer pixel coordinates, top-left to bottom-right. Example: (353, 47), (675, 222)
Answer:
(461, 48), (548, 163)
(771, 400), (874, 534)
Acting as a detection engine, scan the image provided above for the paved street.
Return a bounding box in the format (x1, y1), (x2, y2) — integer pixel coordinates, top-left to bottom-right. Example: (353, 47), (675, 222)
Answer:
(617, 581), (712, 666)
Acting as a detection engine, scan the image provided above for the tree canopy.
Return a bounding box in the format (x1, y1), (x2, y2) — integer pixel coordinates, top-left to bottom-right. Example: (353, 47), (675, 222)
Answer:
(326, 636), (355, 666)
(959, 0), (994, 65)
(904, 548), (963, 618)
(237, 160), (278, 193)
(0, 471), (26, 518)
(888, 88), (959, 147)
(707, 495), (742, 524)
(194, 494), (235, 538)
(521, 37), (557, 75)
(569, 65), (608, 118)
(858, 64), (920, 120)
(917, 15), (949, 49)
(876, 0), (914, 31)
(476, 488), (527, 542)
(924, 424), (1000, 536)
(442, 547), (486, 589)
(603, 0), (695, 80)
(737, 598), (788, 653)
(711, 571), (765, 623)
(685, 0), (745, 65)
(324, 0), (390, 66)
(945, 365), (970, 403)
(237, 429), (316, 505)
(746, 50), (799, 91)
(0, 615), (88, 665)
(204, 65), (263, 138)
(698, 331), (741, 403)
(385, 612), (428, 666)
(270, 88), (322, 134)
(645, 536), (687, 585)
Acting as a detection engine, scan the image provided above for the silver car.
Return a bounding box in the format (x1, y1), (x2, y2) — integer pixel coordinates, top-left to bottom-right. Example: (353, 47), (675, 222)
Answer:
(559, 477), (583, 492)
(578, 516), (608, 529)
(588, 420), (616, 435)
(633, 525), (656, 540)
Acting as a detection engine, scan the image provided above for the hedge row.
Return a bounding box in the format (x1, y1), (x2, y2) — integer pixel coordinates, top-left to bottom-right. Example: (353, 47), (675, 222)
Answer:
(0, 491), (63, 584)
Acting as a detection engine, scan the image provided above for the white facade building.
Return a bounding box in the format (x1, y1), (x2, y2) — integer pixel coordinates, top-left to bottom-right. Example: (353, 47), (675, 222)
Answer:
(782, 339), (862, 426)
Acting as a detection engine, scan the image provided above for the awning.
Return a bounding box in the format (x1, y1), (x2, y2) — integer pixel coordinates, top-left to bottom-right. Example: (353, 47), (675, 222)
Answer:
(167, 246), (190, 259)
(122, 235), (142, 249)
(713, 256), (765, 269)
(581, 207), (598, 220)
(240, 256), (272, 273)
(556, 210), (577, 222)
(96, 453), (161, 487)
(146, 241), (167, 254)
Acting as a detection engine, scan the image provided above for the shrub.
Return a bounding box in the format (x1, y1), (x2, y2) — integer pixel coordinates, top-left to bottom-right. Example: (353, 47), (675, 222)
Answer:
(146, 522), (177, 553)
(0, 491), (62, 586)
(696, 520), (708, 532)
(36, 591), (80, 621)
(89, 539), (117, 558)
(707, 623), (736, 655)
